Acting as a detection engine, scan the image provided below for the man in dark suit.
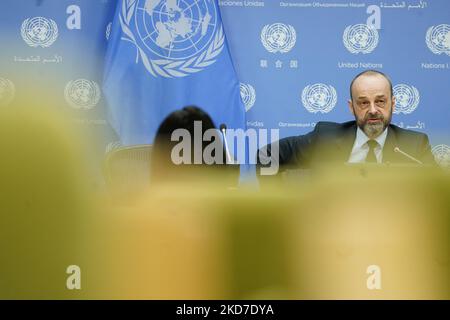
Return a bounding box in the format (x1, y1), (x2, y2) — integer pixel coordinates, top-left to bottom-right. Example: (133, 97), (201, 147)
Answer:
(258, 70), (435, 173)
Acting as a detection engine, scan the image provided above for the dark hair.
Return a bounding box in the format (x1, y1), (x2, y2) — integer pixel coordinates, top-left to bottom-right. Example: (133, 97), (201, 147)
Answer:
(151, 106), (229, 182)
(349, 70), (393, 101)
(154, 106), (216, 139)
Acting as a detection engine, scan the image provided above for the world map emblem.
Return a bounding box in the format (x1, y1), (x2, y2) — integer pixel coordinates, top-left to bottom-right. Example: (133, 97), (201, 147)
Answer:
(393, 84), (420, 115)
(426, 24), (450, 56)
(432, 144), (450, 168)
(0, 78), (15, 106)
(64, 79), (101, 110)
(261, 23), (296, 53)
(301, 83), (337, 114)
(120, 0), (225, 78)
(21, 17), (59, 48)
(343, 24), (379, 54)
(239, 83), (256, 112)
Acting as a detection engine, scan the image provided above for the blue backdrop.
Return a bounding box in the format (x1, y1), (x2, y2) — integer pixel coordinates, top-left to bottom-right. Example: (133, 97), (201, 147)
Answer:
(1, 0), (449, 167)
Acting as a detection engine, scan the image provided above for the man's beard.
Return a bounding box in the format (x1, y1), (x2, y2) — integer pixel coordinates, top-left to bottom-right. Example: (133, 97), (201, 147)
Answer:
(354, 108), (392, 139)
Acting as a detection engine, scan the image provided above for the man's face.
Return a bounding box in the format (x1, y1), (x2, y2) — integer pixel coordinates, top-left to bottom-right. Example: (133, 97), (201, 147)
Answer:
(348, 74), (395, 139)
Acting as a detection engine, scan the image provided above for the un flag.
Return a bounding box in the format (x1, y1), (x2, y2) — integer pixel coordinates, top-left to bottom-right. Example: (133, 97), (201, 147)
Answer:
(103, 0), (246, 145)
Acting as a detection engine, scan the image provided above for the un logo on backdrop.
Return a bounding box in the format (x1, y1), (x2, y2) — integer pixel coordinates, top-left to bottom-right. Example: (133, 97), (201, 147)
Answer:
(120, 0), (224, 78)
(426, 24), (450, 56)
(261, 23), (296, 53)
(393, 84), (420, 115)
(343, 24), (379, 54)
(0, 78), (15, 106)
(432, 144), (450, 168)
(301, 84), (337, 114)
(239, 83), (256, 112)
(64, 79), (101, 110)
(21, 17), (58, 48)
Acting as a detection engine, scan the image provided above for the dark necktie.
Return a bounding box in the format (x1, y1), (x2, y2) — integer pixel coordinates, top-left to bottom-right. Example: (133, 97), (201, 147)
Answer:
(365, 140), (378, 163)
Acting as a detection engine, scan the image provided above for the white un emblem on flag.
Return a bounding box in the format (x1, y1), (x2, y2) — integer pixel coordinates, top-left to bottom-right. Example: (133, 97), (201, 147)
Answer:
(21, 17), (58, 48)
(301, 83), (337, 114)
(426, 24), (450, 56)
(261, 23), (296, 53)
(393, 84), (420, 115)
(106, 22), (112, 41)
(239, 83), (256, 112)
(343, 24), (379, 54)
(119, 0), (225, 78)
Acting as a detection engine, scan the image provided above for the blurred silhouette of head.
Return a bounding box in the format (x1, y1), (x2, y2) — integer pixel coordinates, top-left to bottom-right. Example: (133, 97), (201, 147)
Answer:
(151, 106), (231, 184)
(0, 101), (92, 299)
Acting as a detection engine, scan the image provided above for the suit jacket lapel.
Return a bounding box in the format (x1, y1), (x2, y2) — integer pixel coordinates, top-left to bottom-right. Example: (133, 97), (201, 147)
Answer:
(382, 125), (400, 163)
(336, 122), (357, 161)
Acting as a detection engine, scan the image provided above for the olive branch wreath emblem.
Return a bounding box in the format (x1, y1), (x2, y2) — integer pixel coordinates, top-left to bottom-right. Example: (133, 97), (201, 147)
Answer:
(119, 0), (225, 78)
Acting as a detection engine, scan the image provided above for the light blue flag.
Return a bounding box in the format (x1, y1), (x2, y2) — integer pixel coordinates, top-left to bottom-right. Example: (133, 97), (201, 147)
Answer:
(103, 0), (246, 146)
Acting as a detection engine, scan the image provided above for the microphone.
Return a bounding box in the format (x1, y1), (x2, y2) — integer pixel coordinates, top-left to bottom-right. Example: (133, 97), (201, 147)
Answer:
(220, 123), (233, 164)
(393, 147), (423, 165)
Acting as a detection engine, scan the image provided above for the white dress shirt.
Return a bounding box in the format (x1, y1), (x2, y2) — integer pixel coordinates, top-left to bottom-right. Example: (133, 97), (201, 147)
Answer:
(348, 127), (388, 164)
